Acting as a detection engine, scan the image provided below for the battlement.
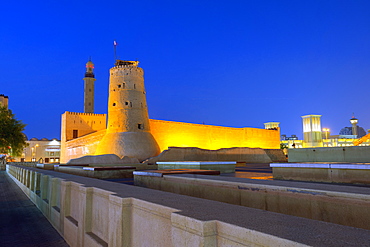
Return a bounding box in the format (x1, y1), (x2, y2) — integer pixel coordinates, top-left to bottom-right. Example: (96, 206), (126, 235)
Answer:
(111, 66), (143, 74)
(65, 111), (106, 116)
(114, 60), (139, 67)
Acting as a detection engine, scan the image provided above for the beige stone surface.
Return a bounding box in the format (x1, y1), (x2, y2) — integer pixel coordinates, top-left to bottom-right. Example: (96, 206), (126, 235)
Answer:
(95, 132), (159, 162)
(288, 146), (370, 163)
(135, 173), (370, 230)
(8, 164), (370, 246)
(67, 154), (139, 165)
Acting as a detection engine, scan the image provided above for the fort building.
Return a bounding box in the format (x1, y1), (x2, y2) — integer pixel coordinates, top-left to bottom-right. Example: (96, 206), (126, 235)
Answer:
(60, 59), (281, 163)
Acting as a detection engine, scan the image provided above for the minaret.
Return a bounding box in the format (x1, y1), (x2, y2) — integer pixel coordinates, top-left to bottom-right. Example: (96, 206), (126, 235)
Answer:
(83, 59), (96, 113)
(350, 116), (358, 137)
(95, 60), (160, 161)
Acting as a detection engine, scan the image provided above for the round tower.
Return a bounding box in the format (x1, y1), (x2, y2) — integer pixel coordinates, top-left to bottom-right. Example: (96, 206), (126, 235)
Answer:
(95, 60), (160, 161)
(83, 59), (96, 113)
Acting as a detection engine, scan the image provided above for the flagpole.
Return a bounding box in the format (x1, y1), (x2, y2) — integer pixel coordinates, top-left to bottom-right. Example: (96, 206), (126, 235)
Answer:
(113, 40), (117, 62)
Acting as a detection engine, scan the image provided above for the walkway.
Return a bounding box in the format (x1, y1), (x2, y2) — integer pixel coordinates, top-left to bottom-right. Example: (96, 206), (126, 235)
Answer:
(0, 171), (68, 247)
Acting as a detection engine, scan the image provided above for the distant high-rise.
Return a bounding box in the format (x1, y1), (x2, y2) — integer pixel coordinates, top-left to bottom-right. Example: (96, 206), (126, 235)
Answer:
(0, 94), (9, 109)
(83, 60), (96, 113)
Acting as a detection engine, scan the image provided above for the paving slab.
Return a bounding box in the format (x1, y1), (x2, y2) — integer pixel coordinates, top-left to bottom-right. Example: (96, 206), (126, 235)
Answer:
(0, 171), (68, 247)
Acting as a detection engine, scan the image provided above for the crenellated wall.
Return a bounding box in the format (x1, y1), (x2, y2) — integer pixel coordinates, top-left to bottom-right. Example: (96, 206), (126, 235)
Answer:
(7, 164), (370, 246)
(60, 112), (107, 163)
(61, 111), (107, 142)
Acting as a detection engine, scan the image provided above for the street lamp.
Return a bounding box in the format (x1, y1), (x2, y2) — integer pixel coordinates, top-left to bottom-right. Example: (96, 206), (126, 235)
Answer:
(322, 128), (330, 147)
(31, 147), (34, 161)
(35, 144), (39, 162)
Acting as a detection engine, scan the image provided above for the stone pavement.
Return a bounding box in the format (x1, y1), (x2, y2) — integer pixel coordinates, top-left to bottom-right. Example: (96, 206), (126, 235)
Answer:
(0, 171), (68, 247)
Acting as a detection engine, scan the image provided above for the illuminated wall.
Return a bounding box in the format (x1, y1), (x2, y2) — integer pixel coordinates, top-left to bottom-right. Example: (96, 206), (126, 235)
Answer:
(60, 111), (107, 163)
(64, 129), (106, 162)
(149, 119), (280, 152)
(61, 116), (280, 163)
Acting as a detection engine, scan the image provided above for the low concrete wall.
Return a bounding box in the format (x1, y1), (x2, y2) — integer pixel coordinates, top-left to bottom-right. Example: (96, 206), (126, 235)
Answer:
(146, 147), (287, 164)
(157, 161), (236, 173)
(134, 173), (370, 230)
(288, 146), (370, 163)
(7, 164), (370, 246)
(271, 163), (370, 184)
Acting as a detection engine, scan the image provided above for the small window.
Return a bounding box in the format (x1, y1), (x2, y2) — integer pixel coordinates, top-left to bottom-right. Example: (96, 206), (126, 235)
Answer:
(130, 102), (132, 107)
(125, 102), (129, 106)
(89, 89), (91, 92)
(138, 124), (143, 129)
(134, 84), (136, 89)
(122, 83), (125, 88)
(118, 84), (121, 88)
(113, 103), (116, 106)
(73, 130), (78, 138)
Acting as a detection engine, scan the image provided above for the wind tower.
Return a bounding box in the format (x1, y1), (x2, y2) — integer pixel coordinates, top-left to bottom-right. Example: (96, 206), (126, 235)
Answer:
(302, 114), (323, 147)
(83, 59), (96, 113)
(95, 60), (160, 161)
(350, 115), (358, 137)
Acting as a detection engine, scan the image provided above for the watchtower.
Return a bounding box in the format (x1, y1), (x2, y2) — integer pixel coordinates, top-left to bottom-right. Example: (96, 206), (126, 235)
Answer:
(95, 60), (160, 161)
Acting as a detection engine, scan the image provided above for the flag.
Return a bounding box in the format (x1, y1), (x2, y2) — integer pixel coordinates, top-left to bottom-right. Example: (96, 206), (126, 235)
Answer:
(113, 40), (117, 46)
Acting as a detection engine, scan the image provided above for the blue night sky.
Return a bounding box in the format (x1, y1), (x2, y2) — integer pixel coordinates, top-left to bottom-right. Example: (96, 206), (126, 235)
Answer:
(1, 0), (369, 140)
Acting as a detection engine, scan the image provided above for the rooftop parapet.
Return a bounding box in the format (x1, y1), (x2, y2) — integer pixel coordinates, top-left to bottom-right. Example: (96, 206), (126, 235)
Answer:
(114, 60), (139, 67)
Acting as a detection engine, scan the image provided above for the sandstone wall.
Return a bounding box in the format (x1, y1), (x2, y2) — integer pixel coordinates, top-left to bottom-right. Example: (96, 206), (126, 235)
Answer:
(62, 117), (282, 163)
(149, 119), (280, 152)
(62, 129), (106, 163)
(60, 112), (107, 163)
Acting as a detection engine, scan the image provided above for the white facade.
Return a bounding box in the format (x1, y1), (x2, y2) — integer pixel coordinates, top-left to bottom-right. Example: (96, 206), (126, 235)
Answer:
(19, 138), (61, 163)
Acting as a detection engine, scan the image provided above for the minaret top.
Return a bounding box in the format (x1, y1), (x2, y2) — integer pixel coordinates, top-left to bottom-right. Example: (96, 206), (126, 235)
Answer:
(350, 113), (358, 124)
(85, 59), (95, 78)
